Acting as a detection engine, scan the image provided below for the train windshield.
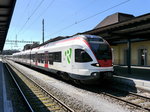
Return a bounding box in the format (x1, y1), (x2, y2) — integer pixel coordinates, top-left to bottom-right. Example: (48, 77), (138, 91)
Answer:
(89, 41), (112, 60)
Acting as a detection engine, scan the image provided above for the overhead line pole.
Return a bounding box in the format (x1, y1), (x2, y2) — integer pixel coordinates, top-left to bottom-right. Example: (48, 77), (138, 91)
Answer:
(42, 19), (44, 44)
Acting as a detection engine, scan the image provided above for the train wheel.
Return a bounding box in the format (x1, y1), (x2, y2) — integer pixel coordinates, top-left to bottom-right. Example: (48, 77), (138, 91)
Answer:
(61, 72), (70, 81)
(73, 79), (81, 85)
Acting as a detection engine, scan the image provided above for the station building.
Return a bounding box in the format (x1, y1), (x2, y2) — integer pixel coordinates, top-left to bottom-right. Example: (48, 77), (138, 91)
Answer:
(95, 13), (150, 66)
(112, 40), (150, 66)
(83, 12), (150, 68)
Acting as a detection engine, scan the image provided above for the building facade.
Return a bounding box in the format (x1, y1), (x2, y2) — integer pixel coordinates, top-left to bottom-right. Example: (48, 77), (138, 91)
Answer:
(112, 40), (150, 66)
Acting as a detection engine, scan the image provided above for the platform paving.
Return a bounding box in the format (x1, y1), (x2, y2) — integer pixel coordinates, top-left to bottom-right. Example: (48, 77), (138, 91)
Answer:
(0, 59), (4, 112)
(114, 65), (150, 91)
(0, 58), (13, 112)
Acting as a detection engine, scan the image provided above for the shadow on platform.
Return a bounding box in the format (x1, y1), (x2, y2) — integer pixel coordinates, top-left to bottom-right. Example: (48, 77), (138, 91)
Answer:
(114, 65), (150, 81)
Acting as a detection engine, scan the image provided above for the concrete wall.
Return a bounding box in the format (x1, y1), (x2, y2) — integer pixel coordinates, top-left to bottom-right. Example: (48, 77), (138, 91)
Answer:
(111, 40), (150, 66)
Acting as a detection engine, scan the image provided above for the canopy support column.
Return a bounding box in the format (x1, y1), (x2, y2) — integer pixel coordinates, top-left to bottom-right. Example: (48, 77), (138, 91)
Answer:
(127, 39), (131, 74)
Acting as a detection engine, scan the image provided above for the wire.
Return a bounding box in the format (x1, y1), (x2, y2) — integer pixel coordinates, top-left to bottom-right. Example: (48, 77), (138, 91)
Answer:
(21, 0), (55, 35)
(9, 0), (31, 39)
(76, 0), (131, 24)
(50, 0), (97, 33)
(47, 0), (131, 37)
(18, 0), (45, 34)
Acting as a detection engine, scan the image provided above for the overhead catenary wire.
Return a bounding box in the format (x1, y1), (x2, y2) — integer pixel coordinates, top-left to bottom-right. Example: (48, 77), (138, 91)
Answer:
(10, 0), (32, 40)
(47, 0), (131, 37)
(21, 0), (55, 35)
(52, 0), (97, 28)
(18, 0), (45, 34)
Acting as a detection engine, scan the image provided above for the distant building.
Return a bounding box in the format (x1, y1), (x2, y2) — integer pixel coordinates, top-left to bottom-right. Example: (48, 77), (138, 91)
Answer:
(2, 50), (20, 55)
(23, 42), (39, 50)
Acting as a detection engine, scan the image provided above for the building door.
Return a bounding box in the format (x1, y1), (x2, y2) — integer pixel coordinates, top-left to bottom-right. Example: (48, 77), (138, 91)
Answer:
(138, 48), (147, 66)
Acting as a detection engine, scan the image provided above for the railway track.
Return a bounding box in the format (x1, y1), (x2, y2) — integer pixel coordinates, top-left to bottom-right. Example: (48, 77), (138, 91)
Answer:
(5, 59), (150, 112)
(101, 86), (150, 112)
(5, 61), (74, 112)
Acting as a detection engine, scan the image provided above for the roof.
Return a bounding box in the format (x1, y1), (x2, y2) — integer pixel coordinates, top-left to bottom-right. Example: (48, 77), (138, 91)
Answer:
(0, 0), (16, 52)
(82, 13), (150, 45)
(94, 12), (134, 29)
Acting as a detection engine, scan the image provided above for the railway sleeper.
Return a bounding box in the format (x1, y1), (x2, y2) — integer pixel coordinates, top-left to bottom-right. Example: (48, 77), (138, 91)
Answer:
(45, 103), (56, 107)
(35, 92), (45, 96)
(37, 94), (46, 98)
(42, 100), (51, 104)
(39, 97), (50, 100)
(48, 106), (61, 111)
(145, 103), (150, 108)
(131, 99), (144, 104)
(123, 96), (137, 101)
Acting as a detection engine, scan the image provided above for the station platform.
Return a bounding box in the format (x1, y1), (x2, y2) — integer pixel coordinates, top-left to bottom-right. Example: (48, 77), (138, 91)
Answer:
(0, 59), (4, 112)
(0, 58), (12, 112)
(113, 65), (150, 91)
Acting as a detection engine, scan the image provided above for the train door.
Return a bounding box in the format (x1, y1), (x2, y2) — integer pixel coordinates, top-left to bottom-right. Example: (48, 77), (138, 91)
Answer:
(29, 52), (31, 65)
(45, 51), (48, 68)
(35, 52), (38, 66)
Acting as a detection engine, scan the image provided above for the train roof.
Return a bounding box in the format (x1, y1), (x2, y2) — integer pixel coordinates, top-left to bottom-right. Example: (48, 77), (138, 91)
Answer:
(40, 34), (103, 47)
(13, 34), (104, 55)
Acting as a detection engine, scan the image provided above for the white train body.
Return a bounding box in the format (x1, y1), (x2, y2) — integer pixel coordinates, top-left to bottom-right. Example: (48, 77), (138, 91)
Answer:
(12, 35), (113, 82)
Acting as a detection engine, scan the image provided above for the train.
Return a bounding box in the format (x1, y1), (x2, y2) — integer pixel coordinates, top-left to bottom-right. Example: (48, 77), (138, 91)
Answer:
(11, 35), (113, 83)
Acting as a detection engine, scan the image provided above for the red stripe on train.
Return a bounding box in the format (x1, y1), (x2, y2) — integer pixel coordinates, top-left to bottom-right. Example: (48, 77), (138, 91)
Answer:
(44, 63), (48, 68)
(98, 60), (112, 67)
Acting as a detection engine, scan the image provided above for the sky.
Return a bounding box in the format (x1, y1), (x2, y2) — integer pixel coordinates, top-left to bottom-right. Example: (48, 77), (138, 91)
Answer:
(4, 0), (150, 50)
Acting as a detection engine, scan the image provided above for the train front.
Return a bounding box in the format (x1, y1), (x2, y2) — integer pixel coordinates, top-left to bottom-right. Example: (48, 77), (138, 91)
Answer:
(84, 35), (113, 80)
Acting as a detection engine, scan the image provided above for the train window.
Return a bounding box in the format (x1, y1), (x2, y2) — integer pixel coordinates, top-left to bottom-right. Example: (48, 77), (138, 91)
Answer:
(90, 43), (112, 60)
(49, 53), (53, 65)
(40, 54), (44, 63)
(54, 52), (61, 62)
(38, 54), (41, 63)
(75, 49), (92, 62)
(31, 54), (33, 60)
(27, 55), (29, 59)
(32, 54), (35, 62)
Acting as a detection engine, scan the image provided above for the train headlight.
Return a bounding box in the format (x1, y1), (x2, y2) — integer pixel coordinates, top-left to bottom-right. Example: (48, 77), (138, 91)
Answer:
(96, 63), (99, 67)
(91, 63), (100, 67)
(91, 72), (98, 76)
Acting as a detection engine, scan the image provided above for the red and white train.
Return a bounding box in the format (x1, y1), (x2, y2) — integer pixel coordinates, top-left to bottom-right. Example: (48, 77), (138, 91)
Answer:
(11, 35), (113, 83)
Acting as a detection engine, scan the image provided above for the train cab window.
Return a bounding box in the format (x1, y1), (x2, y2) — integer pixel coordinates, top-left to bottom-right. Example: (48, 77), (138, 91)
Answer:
(75, 49), (92, 62)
